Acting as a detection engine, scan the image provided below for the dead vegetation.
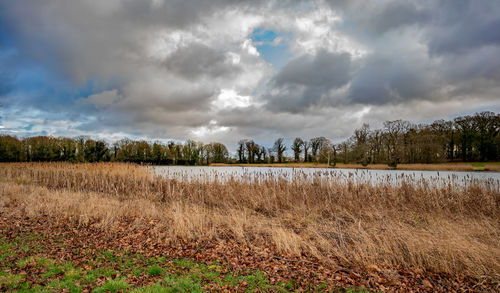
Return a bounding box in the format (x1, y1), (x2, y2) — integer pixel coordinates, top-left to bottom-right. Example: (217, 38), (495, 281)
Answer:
(1, 162), (499, 288)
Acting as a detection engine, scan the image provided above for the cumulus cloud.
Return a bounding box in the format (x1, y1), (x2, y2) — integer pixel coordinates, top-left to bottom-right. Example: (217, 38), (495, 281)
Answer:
(348, 52), (439, 105)
(265, 50), (352, 112)
(165, 43), (241, 80)
(0, 0), (499, 149)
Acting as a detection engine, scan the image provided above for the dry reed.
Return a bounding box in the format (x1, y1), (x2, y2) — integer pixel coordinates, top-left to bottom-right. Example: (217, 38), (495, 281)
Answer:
(0, 162), (499, 283)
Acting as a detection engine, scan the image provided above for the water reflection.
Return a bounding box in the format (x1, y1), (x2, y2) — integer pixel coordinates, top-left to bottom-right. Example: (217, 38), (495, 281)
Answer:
(151, 166), (500, 187)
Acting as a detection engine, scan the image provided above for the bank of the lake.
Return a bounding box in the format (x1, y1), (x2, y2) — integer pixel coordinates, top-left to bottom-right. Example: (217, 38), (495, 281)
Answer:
(210, 162), (500, 172)
(154, 165), (500, 185)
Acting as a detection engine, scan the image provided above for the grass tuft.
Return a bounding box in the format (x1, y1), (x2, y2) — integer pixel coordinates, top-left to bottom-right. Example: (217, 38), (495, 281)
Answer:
(93, 278), (130, 293)
(146, 265), (164, 277)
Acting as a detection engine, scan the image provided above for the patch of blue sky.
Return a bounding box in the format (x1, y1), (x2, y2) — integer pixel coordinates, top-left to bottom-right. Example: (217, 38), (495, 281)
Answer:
(0, 25), (116, 108)
(250, 27), (294, 69)
(2, 51), (114, 110)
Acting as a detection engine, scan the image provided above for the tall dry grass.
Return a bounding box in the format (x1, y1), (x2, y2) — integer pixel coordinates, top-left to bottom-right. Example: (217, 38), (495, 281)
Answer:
(0, 162), (499, 282)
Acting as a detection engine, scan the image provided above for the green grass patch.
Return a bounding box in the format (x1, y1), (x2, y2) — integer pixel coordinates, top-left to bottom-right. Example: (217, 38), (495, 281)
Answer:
(0, 231), (364, 292)
(93, 278), (130, 293)
(0, 273), (26, 290)
(146, 265), (164, 277)
(472, 162), (485, 170)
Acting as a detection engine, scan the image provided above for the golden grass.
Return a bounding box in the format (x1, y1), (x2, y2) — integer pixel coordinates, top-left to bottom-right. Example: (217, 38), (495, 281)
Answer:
(1, 162), (499, 283)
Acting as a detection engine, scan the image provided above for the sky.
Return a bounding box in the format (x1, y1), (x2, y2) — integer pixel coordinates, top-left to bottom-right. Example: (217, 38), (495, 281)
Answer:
(1, 0), (500, 150)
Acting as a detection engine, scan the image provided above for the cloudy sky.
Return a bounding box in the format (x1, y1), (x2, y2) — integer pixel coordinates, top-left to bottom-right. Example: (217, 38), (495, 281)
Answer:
(1, 0), (499, 149)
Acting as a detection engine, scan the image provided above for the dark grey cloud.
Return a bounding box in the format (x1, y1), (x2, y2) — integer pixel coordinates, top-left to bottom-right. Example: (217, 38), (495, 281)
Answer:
(326, 0), (429, 35)
(273, 50), (351, 88)
(265, 50), (352, 112)
(442, 45), (500, 83)
(348, 53), (438, 105)
(0, 0), (265, 84)
(261, 0), (500, 113)
(327, 0), (500, 55)
(369, 1), (430, 34)
(165, 43), (241, 80)
(426, 0), (500, 55)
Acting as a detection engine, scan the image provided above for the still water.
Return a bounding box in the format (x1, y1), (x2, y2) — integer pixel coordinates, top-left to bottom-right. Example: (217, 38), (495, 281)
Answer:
(152, 165), (500, 186)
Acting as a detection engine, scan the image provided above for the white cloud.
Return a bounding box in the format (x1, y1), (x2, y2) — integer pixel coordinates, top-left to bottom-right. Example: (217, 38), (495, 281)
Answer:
(191, 120), (230, 140)
(212, 89), (254, 109)
(1, 0), (499, 149)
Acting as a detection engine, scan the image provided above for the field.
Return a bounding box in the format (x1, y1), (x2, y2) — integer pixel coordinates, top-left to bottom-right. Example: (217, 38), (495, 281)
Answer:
(211, 162), (500, 172)
(1, 163), (499, 292)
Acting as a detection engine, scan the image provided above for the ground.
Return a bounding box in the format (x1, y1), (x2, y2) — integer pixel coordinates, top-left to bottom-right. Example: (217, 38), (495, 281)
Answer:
(0, 163), (498, 292)
(0, 216), (488, 292)
(0, 216), (371, 293)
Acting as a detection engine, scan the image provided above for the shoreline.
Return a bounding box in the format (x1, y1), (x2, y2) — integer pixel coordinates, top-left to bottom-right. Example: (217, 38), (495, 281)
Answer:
(209, 162), (500, 172)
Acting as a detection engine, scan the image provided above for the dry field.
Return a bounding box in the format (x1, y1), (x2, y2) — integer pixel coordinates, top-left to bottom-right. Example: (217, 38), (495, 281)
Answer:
(1, 162), (499, 291)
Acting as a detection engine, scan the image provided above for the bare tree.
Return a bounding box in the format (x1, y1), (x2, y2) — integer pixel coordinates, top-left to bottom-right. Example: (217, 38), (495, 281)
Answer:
(245, 140), (257, 163)
(353, 123), (371, 166)
(260, 146), (267, 163)
(267, 147), (275, 163)
(273, 138), (287, 163)
(383, 120), (411, 167)
(303, 141), (310, 162)
(310, 137), (328, 162)
(205, 142), (228, 164)
(237, 140), (246, 163)
(291, 138), (304, 162)
(318, 139), (335, 166)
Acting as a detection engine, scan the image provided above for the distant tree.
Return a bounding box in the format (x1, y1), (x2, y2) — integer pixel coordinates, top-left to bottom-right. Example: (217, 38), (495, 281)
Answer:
(341, 142), (348, 164)
(471, 112), (499, 161)
(273, 138), (287, 163)
(60, 138), (77, 162)
(318, 139), (335, 166)
(207, 142), (228, 163)
(454, 116), (475, 162)
(83, 139), (109, 162)
(2, 111), (498, 165)
(353, 124), (371, 166)
(291, 138), (304, 162)
(310, 137), (328, 163)
(267, 147), (275, 163)
(245, 140), (259, 163)
(383, 120), (410, 168)
(368, 130), (383, 164)
(182, 140), (200, 165)
(303, 141), (310, 162)
(255, 145), (265, 162)
(237, 140), (246, 163)
(0, 135), (21, 162)
(260, 146), (268, 163)
(152, 142), (163, 164)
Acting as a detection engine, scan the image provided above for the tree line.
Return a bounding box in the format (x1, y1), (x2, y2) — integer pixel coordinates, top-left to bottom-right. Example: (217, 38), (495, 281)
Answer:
(236, 112), (500, 166)
(0, 136), (228, 165)
(0, 111), (498, 166)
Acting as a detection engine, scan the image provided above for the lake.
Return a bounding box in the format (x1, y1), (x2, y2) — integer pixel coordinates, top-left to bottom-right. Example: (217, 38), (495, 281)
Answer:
(151, 165), (500, 186)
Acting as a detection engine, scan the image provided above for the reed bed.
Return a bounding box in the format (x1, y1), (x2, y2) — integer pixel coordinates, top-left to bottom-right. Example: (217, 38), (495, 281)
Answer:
(0, 162), (499, 282)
